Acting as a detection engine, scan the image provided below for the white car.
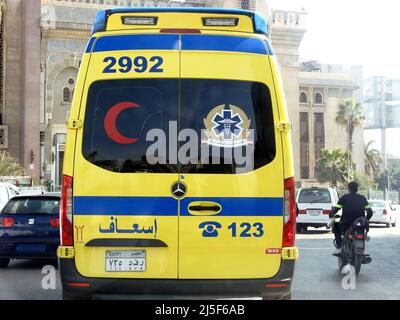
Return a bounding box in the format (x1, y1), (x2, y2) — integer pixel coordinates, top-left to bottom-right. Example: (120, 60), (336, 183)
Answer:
(368, 200), (397, 228)
(0, 182), (20, 211)
(296, 187), (340, 233)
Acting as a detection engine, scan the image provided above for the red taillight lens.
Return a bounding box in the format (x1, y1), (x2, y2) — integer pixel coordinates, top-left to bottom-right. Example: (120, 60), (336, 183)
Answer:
(61, 175), (73, 246)
(323, 210), (332, 215)
(354, 234), (365, 239)
(298, 210), (306, 215)
(283, 177), (296, 247)
(383, 209), (387, 215)
(50, 218), (60, 229)
(0, 217), (14, 228)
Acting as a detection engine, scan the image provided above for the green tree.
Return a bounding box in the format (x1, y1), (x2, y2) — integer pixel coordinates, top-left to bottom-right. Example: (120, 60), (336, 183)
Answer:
(336, 99), (366, 172)
(353, 171), (377, 191)
(364, 140), (383, 179)
(0, 151), (24, 176)
(315, 148), (349, 187)
(376, 162), (400, 191)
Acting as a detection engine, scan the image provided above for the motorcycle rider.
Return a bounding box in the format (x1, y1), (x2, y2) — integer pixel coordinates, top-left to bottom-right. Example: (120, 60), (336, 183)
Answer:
(331, 181), (373, 255)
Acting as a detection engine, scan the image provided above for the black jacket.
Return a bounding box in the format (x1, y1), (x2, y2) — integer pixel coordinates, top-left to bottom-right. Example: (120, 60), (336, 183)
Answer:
(333, 192), (373, 224)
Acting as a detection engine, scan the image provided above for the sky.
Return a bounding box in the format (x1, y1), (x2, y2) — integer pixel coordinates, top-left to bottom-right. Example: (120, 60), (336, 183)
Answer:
(267, 0), (400, 157)
(267, 0), (400, 79)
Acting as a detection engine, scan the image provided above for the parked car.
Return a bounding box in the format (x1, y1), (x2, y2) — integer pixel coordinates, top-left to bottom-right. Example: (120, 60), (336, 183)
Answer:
(0, 193), (61, 268)
(368, 200), (397, 228)
(296, 187), (340, 232)
(0, 182), (20, 212)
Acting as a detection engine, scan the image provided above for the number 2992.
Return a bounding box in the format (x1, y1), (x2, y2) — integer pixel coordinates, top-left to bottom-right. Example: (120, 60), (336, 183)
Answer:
(103, 56), (164, 74)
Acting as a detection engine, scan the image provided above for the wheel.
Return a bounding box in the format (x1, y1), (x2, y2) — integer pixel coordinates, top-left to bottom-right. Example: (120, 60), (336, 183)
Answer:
(281, 293), (291, 300)
(62, 289), (91, 300)
(353, 255), (362, 275)
(386, 222), (391, 228)
(0, 258), (10, 268)
(262, 293), (291, 300)
(302, 225), (308, 233)
(296, 224), (302, 233)
(338, 256), (346, 273)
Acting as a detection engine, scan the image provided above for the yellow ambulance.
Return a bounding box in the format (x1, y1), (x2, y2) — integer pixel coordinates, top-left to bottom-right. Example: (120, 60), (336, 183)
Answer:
(58, 7), (298, 300)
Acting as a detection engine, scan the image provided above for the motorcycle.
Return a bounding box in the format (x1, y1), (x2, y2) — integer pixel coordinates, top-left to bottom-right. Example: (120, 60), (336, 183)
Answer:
(331, 215), (372, 275)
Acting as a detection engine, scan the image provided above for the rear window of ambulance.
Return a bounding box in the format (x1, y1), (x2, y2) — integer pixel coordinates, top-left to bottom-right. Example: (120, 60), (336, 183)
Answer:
(82, 79), (275, 174)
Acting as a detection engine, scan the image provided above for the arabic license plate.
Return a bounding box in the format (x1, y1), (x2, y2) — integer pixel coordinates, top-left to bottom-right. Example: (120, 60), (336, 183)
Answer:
(105, 250), (146, 272)
(308, 210), (322, 216)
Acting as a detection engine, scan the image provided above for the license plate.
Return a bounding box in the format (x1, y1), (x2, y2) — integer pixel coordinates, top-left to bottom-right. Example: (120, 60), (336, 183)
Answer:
(105, 250), (146, 272)
(308, 210), (322, 216)
(16, 244), (46, 252)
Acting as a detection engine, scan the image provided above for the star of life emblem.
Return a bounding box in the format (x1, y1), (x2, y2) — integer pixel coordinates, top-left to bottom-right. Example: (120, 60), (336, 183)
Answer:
(202, 104), (253, 148)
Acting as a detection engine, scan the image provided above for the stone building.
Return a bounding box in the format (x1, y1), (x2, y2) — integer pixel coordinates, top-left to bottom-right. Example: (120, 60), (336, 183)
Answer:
(298, 62), (364, 184)
(1, 0), (308, 187)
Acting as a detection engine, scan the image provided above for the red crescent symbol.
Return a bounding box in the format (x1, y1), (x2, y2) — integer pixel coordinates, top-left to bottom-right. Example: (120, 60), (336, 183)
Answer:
(104, 102), (140, 144)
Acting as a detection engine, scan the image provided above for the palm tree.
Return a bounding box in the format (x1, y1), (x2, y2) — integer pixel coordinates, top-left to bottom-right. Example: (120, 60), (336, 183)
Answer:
(364, 140), (383, 179)
(315, 148), (349, 187)
(336, 99), (366, 173)
(0, 151), (24, 176)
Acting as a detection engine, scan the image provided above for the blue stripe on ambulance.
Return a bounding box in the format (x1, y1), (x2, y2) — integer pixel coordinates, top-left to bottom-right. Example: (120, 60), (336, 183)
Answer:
(87, 34), (270, 55)
(87, 34), (180, 53)
(73, 197), (283, 216)
(181, 34), (268, 55)
(180, 197), (283, 216)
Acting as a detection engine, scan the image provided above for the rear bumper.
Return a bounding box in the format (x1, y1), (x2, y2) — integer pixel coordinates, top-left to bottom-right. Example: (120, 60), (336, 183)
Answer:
(0, 237), (59, 259)
(296, 215), (330, 225)
(370, 216), (391, 224)
(59, 258), (296, 299)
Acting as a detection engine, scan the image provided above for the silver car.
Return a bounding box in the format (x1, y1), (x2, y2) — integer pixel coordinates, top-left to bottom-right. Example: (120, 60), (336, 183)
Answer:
(368, 200), (397, 228)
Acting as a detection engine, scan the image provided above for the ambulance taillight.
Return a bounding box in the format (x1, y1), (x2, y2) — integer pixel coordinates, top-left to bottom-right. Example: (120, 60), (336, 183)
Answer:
(61, 175), (74, 246)
(283, 177), (296, 247)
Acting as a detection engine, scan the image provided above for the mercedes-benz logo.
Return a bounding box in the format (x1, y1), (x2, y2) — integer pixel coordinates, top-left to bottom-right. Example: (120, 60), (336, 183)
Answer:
(171, 182), (187, 199)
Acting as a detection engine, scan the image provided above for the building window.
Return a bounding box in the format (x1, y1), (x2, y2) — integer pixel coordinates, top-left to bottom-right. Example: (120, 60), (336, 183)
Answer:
(63, 87), (71, 103)
(300, 112), (309, 179)
(300, 92), (308, 104)
(314, 92), (323, 104)
(314, 113), (325, 176)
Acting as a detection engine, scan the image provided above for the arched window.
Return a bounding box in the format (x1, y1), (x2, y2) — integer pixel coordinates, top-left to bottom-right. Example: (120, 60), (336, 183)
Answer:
(63, 87), (71, 103)
(315, 92), (323, 104)
(300, 92), (308, 103)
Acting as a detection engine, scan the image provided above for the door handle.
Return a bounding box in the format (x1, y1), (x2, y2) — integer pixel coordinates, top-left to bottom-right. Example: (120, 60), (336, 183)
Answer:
(187, 201), (222, 216)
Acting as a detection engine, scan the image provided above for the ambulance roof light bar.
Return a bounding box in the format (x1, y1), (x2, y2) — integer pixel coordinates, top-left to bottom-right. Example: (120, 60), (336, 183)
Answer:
(202, 17), (239, 27)
(91, 8), (269, 37)
(122, 16), (158, 25)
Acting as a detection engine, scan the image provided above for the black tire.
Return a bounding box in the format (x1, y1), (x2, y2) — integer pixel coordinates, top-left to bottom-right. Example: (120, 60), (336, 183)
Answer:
(302, 225), (308, 233)
(262, 293), (291, 300)
(353, 255), (362, 275)
(338, 256), (346, 273)
(386, 222), (391, 228)
(296, 224), (302, 233)
(0, 258), (10, 268)
(281, 293), (291, 300)
(62, 289), (91, 300)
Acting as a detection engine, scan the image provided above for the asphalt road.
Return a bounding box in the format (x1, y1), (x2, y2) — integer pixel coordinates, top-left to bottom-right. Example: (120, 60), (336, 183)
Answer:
(1, 224), (399, 300)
